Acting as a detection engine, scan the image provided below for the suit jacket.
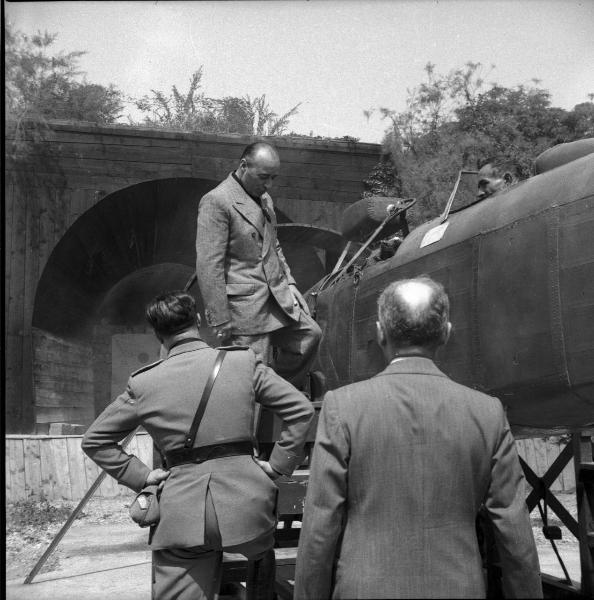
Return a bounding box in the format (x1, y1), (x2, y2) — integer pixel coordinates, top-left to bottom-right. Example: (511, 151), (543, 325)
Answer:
(196, 174), (299, 334)
(294, 357), (542, 599)
(82, 341), (314, 550)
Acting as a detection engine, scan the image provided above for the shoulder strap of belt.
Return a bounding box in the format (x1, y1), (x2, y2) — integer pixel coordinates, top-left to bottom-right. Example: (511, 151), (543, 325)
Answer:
(183, 349), (227, 449)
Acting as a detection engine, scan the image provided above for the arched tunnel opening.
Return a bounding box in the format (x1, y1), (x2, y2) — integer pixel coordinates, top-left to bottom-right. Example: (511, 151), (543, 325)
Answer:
(31, 177), (348, 429)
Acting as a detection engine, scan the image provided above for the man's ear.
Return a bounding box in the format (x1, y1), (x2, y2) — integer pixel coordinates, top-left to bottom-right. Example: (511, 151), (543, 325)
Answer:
(376, 321), (387, 347)
(196, 313), (202, 329)
(442, 322), (452, 346)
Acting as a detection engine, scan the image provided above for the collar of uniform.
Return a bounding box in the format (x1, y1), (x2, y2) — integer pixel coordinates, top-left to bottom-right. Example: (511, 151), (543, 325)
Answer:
(375, 356), (447, 378)
(167, 339), (210, 358)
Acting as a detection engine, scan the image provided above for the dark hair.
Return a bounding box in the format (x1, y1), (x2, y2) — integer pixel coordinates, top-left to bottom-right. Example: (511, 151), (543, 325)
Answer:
(240, 141), (279, 163)
(378, 276), (449, 347)
(145, 291), (198, 337)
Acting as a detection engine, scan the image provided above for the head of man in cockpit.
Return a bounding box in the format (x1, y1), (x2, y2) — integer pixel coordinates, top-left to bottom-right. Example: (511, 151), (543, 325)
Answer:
(477, 159), (521, 201)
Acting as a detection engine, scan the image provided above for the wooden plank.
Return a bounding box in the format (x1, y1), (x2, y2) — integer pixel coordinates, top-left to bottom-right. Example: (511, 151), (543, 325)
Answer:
(515, 439), (527, 463)
(83, 451), (102, 497)
(4, 178), (14, 293)
(39, 437), (58, 500)
(515, 439), (528, 497)
(545, 438), (563, 491)
(23, 437), (42, 499)
(6, 179), (26, 335)
(48, 187), (63, 267)
(5, 440), (14, 502)
(533, 437), (550, 478)
(522, 438), (539, 494)
(23, 187), (40, 326)
(22, 185), (39, 432)
(25, 140), (194, 164)
(561, 441), (576, 491)
(7, 439), (26, 502)
(5, 335), (24, 432)
(53, 188), (69, 260)
(275, 187), (356, 204)
(37, 187), (54, 280)
(29, 157), (195, 180)
(12, 438), (27, 502)
(6, 181), (27, 431)
(52, 437), (73, 500)
(67, 436), (87, 502)
(28, 126), (195, 147)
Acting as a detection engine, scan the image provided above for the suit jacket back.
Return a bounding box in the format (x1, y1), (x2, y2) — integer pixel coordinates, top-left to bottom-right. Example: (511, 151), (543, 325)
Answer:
(294, 357), (541, 599)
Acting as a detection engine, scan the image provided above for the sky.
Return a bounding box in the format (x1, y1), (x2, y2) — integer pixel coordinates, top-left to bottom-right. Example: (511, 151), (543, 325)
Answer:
(5, 0), (594, 143)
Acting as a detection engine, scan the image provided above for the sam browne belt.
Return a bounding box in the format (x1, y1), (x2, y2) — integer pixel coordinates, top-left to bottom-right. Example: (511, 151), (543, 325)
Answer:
(164, 440), (253, 468)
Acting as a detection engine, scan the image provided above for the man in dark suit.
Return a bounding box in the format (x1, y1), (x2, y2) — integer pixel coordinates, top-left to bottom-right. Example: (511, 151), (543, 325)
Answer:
(82, 291), (314, 600)
(195, 141), (321, 390)
(294, 276), (542, 599)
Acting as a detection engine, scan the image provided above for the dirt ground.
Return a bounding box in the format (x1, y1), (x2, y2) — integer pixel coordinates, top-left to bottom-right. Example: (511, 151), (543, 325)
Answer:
(5, 492), (583, 598)
(6, 496), (136, 581)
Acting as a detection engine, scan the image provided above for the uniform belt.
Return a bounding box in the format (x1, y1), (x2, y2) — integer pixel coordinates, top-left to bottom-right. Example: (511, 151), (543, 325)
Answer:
(164, 441), (254, 468)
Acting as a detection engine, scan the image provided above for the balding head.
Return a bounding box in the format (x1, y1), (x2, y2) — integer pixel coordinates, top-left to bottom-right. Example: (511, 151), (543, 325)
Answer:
(241, 142), (280, 164)
(236, 142), (280, 198)
(377, 276), (450, 355)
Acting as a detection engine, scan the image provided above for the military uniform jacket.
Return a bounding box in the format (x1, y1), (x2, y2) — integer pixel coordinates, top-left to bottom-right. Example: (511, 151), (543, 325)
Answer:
(82, 341), (314, 550)
(196, 173), (299, 334)
(294, 357), (542, 599)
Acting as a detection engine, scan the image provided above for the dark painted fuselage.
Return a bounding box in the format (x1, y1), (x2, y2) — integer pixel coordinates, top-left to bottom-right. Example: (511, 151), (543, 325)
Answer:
(312, 152), (594, 434)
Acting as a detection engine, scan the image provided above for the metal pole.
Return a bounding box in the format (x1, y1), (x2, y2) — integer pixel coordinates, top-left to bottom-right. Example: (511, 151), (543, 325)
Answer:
(184, 272), (197, 292)
(24, 429), (138, 584)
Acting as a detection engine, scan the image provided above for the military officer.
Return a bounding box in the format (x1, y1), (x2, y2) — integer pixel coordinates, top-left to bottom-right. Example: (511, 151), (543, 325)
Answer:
(82, 291), (314, 600)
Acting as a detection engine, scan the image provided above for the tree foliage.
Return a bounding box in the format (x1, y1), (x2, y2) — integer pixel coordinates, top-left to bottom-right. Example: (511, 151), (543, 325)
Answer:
(133, 68), (301, 136)
(5, 23), (123, 125)
(5, 23), (124, 163)
(369, 62), (594, 226)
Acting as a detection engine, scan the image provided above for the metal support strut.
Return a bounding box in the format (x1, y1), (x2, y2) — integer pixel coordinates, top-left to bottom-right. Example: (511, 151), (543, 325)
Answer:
(518, 430), (594, 597)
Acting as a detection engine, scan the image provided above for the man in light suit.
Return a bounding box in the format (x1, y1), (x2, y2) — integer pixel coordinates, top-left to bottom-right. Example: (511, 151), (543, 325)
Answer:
(82, 291), (314, 600)
(294, 276), (542, 599)
(196, 141), (321, 390)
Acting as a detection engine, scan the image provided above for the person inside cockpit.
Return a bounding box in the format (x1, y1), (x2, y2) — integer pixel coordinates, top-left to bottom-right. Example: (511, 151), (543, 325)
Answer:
(477, 159), (522, 201)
